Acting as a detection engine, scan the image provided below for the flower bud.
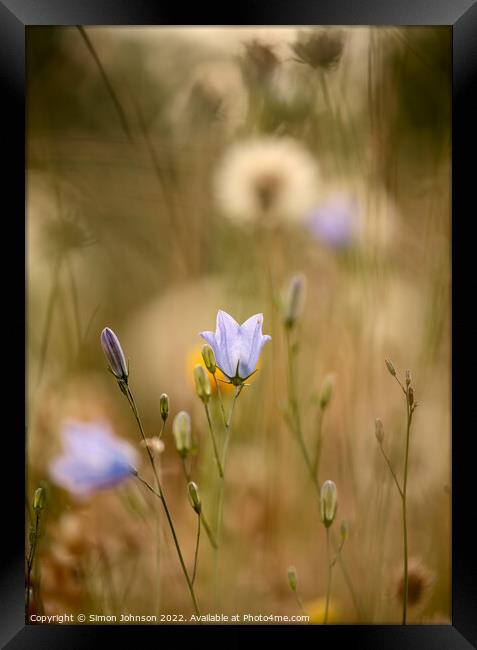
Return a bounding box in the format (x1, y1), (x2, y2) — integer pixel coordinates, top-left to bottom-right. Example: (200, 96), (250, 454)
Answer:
(188, 481), (202, 514)
(160, 393), (169, 422)
(194, 364), (212, 403)
(283, 273), (307, 329)
(375, 418), (384, 444)
(340, 520), (349, 543)
(405, 370), (412, 388)
(320, 373), (335, 410)
(287, 566), (298, 591)
(320, 480), (338, 528)
(385, 359), (396, 377)
(172, 411), (192, 457)
(408, 386), (415, 407)
(101, 327), (128, 383)
(33, 487), (46, 512)
(201, 344), (216, 374)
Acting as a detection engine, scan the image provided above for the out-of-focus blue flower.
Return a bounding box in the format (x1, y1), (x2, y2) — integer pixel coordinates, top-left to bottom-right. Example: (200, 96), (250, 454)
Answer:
(49, 421), (137, 499)
(200, 310), (271, 384)
(306, 197), (359, 249)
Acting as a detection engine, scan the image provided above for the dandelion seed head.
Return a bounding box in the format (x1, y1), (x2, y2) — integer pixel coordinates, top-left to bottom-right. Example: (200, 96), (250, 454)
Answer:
(214, 137), (319, 224)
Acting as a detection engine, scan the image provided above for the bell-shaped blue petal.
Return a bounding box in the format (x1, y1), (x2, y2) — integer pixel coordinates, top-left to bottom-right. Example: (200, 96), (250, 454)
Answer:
(200, 310), (271, 382)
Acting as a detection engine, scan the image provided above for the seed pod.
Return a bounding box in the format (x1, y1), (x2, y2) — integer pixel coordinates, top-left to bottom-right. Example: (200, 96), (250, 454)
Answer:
(172, 411), (192, 457)
(160, 393), (169, 422)
(201, 344), (217, 375)
(194, 364), (212, 403)
(320, 480), (338, 528)
(320, 373), (335, 409)
(375, 418), (385, 444)
(385, 359), (396, 377)
(287, 566), (298, 591)
(188, 481), (202, 514)
(33, 487), (46, 512)
(283, 273), (307, 329)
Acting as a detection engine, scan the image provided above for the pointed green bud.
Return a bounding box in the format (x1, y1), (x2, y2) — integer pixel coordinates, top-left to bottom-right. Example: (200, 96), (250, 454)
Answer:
(320, 480), (338, 528)
(201, 344), (216, 375)
(33, 487), (46, 512)
(188, 481), (202, 514)
(283, 273), (307, 329)
(385, 359), (396, 377)
(340, 520), (349, 543)
(375, 418), (384, 444)
(172, 411), (192, 457)
(160, 393), (169, 422)
(320, 373), (335, 410)
(287, 566), (298, 591)
(194, 364), (212, 403)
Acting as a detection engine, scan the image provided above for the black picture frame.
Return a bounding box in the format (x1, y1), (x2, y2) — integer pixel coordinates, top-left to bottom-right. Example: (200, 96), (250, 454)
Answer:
(2, 0), (476, 647)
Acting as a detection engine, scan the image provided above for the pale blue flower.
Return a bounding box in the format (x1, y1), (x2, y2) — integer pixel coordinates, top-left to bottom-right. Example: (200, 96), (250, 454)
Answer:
(49, 420), (137, 499)
(200, 310), (271, 383)
(306, 196), (359, 249)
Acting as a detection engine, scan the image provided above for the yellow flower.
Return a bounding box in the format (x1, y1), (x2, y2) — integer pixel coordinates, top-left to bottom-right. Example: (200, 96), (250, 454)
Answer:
(304, 596), (341, 624)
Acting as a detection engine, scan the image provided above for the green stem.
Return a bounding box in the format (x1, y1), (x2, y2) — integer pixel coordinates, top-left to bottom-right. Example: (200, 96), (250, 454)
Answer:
(214, 385), (240, 607)
(26, 510), (41, 617)
(312, 406), (324, 480)
(213, 375), (227, 427)
(200, 513), (218, 549)
(378, 443), (403, 498)
(285, 328), (320, 499)
(284, 327), (362, 621)
(401, 399), (414, 625)
(36, 253), (62, 385)
(204, 402), (224, 478)
(125, 386), (200, 615)
(324, 527), (332, 624)
(77, 26), (132, 142)
(178, 452), (217, 549)
(192, 514), (201, 585)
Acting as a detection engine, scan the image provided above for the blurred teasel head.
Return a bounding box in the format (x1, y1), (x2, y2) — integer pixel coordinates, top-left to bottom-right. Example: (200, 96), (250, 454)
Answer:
(160, 393), (169, 422)
(201, 344), (217, 375)
(188, 481), (202, 515)
(173, 411), (192, 457)
(194, 364), (212, 403)
(241, 39), (280, 87)
(283, 272), (307, 329)
(291, 29), (345, 70)
(101, 327), (128, 384)
(320, 480), (338, 528)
